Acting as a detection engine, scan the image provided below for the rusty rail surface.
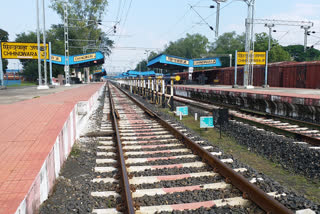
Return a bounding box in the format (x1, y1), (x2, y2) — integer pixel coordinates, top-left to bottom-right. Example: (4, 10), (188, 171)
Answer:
(107, 83), (135, 214)
(115, 83), (293, 214)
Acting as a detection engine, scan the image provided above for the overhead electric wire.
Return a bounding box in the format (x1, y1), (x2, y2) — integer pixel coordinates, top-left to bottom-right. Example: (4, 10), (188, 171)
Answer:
(120, 0), (133, 37)
(176, 0), (235, 38)
(190, 4), (215, 32)
(160, 0), (203, 38)
(116, 0), (122, 22)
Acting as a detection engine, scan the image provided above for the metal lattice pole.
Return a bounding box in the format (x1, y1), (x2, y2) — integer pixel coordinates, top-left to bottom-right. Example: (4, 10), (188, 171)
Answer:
(64, 3), (70, 86)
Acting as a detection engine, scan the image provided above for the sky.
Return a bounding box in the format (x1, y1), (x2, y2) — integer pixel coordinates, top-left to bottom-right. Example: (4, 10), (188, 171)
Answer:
(1, 0), (320, 74)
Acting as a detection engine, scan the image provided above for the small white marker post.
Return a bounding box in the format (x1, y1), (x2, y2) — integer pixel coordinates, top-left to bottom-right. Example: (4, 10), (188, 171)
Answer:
(180, 111), (182, 120)
(195, 113), (198, 121)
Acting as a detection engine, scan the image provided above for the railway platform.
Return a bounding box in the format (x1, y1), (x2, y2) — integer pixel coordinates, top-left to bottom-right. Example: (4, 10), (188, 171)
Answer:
(175, 85), (320, 122)
(0, 83), (104, 214)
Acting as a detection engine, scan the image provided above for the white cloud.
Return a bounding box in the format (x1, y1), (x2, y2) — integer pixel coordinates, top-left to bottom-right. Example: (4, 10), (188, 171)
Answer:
(256, 3), (320, 48)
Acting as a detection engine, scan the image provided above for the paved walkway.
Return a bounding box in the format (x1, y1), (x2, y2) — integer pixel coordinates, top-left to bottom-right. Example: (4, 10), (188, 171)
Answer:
(0, 84), (84, 104)
(0, 83), (104, 214)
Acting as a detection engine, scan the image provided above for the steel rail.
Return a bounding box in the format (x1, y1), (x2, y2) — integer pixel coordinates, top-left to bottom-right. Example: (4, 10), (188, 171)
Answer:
(114, 83), (293, 214)
(107, 83), (135, 214)
(164, 92), (320, 146)
(173, 91), (320, 131)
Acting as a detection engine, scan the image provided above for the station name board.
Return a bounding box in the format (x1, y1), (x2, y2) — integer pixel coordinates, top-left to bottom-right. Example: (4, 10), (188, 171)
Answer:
(166, 56), (189, 65)
(74, 53), (96, 62)
(194, 59), (217, 66)
(1, 42), (49, 60)
(51, 55), (62, 62)
(237, 52), (266, 65)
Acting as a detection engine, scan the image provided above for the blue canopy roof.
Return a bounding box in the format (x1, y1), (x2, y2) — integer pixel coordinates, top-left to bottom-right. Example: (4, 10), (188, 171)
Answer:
(147, 54), (190, 68)
(126, 70), (156, 76)
(48, 51), (104, 66)
(147, 54), (222, 69)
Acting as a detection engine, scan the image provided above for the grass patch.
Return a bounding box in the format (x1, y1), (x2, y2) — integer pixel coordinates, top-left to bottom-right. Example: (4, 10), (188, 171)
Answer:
(70, 143), (81, 157)
(162, 109), (320, 204)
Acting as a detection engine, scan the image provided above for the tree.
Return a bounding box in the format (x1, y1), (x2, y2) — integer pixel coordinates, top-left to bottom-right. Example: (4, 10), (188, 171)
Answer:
(269, 45), (291, 62)
(15, 0), (113, 81)
(208, 31), (245, 67)
(254, 32), (276, 52)
(135, 60), (148, 71)
(164, 34), (209, 59)
(15, 32), (41, 81)
(134, 51), (159, 71)
(49, 0), (112, 56)
(0, 29), (9, 72)
(284, 45), (320, 62)
(254, 32), (291, 62)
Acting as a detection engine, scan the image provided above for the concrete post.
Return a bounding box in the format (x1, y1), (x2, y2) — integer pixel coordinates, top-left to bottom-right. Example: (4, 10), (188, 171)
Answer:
(49, 42), (52, 85)
(263, 50), (269, 88)
(233, 50), (238, 88)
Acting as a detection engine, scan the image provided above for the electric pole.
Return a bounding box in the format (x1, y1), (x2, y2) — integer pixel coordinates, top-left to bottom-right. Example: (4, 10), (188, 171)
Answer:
(243, 0), (255, 88)
(64, 3), (70, 86)
(42, 0), (48, 88)
(265, 23), (275, 51)
(36, 0), (43, 89)
(214, 0), (227, 37)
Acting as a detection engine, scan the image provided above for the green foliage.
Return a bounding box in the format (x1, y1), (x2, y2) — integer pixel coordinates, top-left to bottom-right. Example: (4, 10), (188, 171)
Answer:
(15, 32), (39, 81)
(208, 31), (245, 67)
(49, 0), (112, 55)
(269, 45), (291, 62)
(134, 51), (159, 71)
(50, 0), (108, 22)
(164, 33), (209, 59)
(0, 28), (9, 72)
(211, 31), (245, 53)
(15, 0), (113, 82)
(134, 60), (148, 71)
(254, 32), (291, 62)
(254, 32), (277, 52)
(284, 45), (320, 62)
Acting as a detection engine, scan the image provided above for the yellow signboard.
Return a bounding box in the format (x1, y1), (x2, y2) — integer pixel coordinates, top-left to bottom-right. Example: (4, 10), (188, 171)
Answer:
(194, 59), (216, 66)
(51, 55), (62, 62)
(1, 42), (49, 59)
(74, 53), (96, 62)
(166, 56), (189, 65)
(237, 52), (266, 65)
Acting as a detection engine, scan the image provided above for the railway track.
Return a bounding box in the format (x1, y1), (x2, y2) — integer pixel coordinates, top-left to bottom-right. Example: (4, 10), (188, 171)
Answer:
(91, 83), (294, 213)
(169, 93), (320, 148)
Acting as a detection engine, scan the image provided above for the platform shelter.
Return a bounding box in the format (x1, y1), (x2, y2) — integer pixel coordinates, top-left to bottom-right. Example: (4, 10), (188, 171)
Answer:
(147, 54), (222, 80)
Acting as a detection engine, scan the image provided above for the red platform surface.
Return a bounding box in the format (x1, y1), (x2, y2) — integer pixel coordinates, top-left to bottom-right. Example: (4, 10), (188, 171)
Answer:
(0, 83), (103, 214)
